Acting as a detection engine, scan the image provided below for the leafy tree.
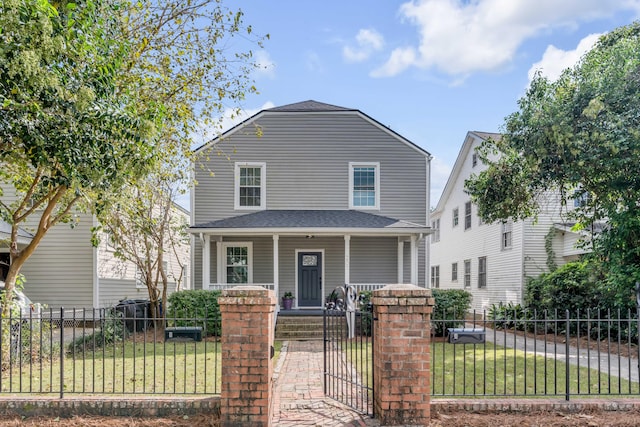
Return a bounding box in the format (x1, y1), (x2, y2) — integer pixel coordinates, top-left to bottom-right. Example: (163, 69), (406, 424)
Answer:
(96, 0), (266, 317)
(0, 0), (158, 315)
(466, 22), (640, 304)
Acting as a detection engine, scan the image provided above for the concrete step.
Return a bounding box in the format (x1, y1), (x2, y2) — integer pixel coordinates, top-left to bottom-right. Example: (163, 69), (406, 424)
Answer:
(275, 315), (346, 340)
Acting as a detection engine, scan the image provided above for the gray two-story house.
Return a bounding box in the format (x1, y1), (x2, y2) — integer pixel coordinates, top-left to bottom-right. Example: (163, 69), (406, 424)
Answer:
(189, 100), (432, 310)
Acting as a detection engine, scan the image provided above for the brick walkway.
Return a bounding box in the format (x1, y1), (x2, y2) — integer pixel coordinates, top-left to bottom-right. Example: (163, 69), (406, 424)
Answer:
(271, 340), (379, 426)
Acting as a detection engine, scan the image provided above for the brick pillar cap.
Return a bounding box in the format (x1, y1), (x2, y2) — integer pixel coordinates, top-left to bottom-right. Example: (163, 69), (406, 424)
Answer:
(221, 286), (273, 298)
(373, 284), (433, 298)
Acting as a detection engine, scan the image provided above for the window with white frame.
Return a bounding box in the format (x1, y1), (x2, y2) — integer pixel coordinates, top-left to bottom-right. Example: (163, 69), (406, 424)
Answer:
(452, 207), (459, 227)
(472, 152), (478, 167)
(451, 262), (458, 281)
(431, 265), (440, 288)
(478, 256), (487, 288)
(464, 201), (472, 230)
(135, 265), (145, 289)
(235, 162), (266, 210)
(501, 221), (513, 249)
(349, 162), (379, 209)
(464, 259), (471, 288)
(223, 242), (253, 284)
(431, 218), (440, 242)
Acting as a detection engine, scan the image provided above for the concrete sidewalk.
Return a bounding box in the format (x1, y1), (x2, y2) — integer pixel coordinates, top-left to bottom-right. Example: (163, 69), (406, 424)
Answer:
(271, 340), (379, 426)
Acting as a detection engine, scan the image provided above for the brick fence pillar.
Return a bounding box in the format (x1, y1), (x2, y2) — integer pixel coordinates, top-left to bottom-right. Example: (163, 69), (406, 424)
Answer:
(372, 284), (435, 426)
(218, 286), (276, 427)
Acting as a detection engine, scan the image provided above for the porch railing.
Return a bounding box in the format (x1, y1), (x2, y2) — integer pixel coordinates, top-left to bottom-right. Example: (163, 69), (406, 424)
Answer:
(206, 283), (275, 291)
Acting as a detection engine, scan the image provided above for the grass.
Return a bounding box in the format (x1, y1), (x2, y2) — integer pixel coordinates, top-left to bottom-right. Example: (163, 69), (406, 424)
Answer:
(0, 337), (283, 396)
(344, 340), (640, 398)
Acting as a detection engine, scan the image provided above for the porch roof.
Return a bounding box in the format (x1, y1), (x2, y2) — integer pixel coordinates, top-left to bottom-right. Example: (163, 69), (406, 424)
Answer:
(0, 220), (34, 245)
(189, 210), (431, 236)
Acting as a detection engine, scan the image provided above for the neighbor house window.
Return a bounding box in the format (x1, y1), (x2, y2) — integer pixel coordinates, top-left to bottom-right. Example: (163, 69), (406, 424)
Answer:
(478, 256), (487, 288)
(235, 162), (266, 210)
(431, 265), (440, 288)
(501, 221), (513, 249)
(452, 208), (459, 227)
(472, 153), (478, 167)
(464, 259), (471, 288)
(451, 262), (458, 281)
(135, 265), (145, 289)
(431, 218), (440, 243)
(223, 242), (253, 284)
(464, 201), (472, 230)
(349, 162), (380, 209)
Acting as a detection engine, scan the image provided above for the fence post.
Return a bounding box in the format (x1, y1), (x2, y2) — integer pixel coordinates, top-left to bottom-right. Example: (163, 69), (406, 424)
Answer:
(60, 307), (64, 399)
(218, 286), (276, 427)
(565, 309), (570, 401)
(372, 284), (435, 426)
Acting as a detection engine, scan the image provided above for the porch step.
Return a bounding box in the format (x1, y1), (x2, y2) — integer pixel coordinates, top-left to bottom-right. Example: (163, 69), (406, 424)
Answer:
(275, 315), (346, 340)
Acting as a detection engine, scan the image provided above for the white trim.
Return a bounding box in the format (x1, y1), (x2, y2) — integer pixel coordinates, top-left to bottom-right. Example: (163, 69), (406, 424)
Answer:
(294, 248), (325, 309)
(344, 235), (350, 285)
(273, 235), (279, 309)
(92, 216), (99, 308)
(410, 235), (418, 284)
(215, 237), (223, 285)
(348, 162), (380, 210)
(203, 235), (211, 290)
(189, 227), (430, 236)
(222, 241), (254, 284)
(397, 239), (404, 283)
(234, 162), (266, 211)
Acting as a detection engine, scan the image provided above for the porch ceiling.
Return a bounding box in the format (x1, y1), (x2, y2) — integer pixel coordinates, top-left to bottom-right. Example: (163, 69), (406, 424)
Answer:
(189, 210), (431, 236)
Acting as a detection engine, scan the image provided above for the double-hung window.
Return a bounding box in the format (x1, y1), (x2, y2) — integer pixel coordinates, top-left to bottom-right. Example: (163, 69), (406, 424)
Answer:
(349, 162), (380, 210)
(501, 221), (513, 249)
(431, 265), (440, 288)
(431, 218), (440, 243)
(223, 242), (253, 284)
(464, 259), (471, 288)
(235, 162), (266, 210)
(451, 262), (458, 281)
(478, 256), (487, 288)
(464, 201), (472, 230)
(452, 208), (459, 227)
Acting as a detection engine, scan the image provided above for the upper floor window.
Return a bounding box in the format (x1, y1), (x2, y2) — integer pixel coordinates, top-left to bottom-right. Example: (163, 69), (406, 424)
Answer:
(501, 221), (513, 249)
(349, 162), (379, 210)
(478, 256), (487, 288)
(431, 218), (440, 243)
(235, 162), (266, 210)
(573, 188), (590, 208)
(431, 265), (440, 288)
(464, 201), (472, 230)
(452, 208), (459, 227)
(472, 153), (478, 167)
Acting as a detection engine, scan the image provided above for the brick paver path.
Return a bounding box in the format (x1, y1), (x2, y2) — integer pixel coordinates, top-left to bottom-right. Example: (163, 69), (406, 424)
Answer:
(272, 340), (379, 426)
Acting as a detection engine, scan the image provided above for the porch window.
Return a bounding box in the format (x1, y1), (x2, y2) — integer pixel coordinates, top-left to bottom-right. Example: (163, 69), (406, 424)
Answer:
(235, 162), (266, 210)
(223, 242), (253, 284)
(349, 162), (379, 210)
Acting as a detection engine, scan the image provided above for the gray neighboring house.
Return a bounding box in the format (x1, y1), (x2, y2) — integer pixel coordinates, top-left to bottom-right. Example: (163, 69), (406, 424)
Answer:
(190, 100), (432, 310)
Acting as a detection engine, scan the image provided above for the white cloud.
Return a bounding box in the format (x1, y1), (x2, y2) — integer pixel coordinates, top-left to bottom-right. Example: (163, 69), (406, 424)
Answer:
(306, 51), (324, 72)
(527, 33), (601, 82)
(374, 0), (640, 78)
(343, 28), (385, 63)
(430, 156), (452, 208)
(254, 50), (276, 78)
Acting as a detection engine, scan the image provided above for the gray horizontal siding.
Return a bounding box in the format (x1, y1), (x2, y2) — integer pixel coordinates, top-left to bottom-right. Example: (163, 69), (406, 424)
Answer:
(350, 237), (397, 284)
(194, 112), (428, 225)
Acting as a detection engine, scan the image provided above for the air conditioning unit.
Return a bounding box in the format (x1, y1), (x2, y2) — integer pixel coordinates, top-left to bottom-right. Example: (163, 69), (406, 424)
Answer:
(447, 328), (485, 344)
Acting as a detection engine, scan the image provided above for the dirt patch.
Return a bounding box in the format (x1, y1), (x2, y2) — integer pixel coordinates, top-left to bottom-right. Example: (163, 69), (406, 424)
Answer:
(431, 408), (640, 426)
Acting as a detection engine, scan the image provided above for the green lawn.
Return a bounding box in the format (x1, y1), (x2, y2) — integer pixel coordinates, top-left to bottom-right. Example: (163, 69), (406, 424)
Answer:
(1, 339), (283, 396)
(345, 341), (640, 397)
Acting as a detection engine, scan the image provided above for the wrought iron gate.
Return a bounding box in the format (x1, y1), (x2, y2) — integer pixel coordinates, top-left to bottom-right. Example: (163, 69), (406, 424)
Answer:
(323, 285), (374, 417)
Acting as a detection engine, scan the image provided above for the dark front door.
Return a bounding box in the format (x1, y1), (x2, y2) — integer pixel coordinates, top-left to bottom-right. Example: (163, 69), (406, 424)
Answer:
(298, 252), (322, 307)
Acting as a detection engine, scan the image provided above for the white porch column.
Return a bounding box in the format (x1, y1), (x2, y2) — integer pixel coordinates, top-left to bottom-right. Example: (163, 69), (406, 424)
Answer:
(216, 237), (223, 285)
(344, 235), (351, 285)
(273, 234), (279, 300)
(397, 239), (404, 284)
(202, 234), (211, 290)
(410, 235), (418, 284)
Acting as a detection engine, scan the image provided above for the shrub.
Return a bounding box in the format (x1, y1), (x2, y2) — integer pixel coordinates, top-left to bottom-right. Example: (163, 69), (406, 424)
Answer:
(431, 289), (472, 336)
(488, 301), (534, 331)
(68, 308), (126, 354)
(167, 290), (221, 336)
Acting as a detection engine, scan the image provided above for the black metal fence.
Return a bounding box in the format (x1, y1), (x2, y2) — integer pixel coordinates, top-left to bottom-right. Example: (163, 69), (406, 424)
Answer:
(323, 308), (374, 416)
(431, 309), (640, 399)
(0, 306), (221, 397)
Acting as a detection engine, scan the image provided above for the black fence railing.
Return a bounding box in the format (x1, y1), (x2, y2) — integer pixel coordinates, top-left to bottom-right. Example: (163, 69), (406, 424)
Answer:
(0, 307), (221, 397)
(431, 309), (640, 399)
(323, 308), (374, 416)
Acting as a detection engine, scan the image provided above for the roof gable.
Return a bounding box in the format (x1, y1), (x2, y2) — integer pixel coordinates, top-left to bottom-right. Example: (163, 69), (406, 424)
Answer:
(433, 131), (501, 214)
(193, 100), (431, 158)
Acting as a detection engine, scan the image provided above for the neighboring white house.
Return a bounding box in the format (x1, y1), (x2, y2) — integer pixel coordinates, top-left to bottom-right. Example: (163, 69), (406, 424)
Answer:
(4, 204), (190, 310)
(430, 131), (588, 312)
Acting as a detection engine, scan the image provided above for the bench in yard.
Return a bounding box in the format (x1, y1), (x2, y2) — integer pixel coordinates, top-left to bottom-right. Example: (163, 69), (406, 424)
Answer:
(164, 326), (203, 342)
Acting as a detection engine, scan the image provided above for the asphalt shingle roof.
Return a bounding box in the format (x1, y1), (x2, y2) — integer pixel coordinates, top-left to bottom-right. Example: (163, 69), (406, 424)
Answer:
(191, 210), (426, 230)
(266, 100), (353, 112)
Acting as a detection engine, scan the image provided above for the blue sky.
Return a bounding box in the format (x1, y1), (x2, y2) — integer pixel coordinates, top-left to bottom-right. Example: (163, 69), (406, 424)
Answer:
(194, 0), (640, 207)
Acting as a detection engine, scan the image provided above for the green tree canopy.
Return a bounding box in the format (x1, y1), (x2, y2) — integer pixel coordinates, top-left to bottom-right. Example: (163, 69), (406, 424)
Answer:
(465, 22), (640, 304)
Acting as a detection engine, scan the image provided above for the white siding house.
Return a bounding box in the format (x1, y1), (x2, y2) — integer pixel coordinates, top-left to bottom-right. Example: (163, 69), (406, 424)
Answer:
(430, 131), (588, 312)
